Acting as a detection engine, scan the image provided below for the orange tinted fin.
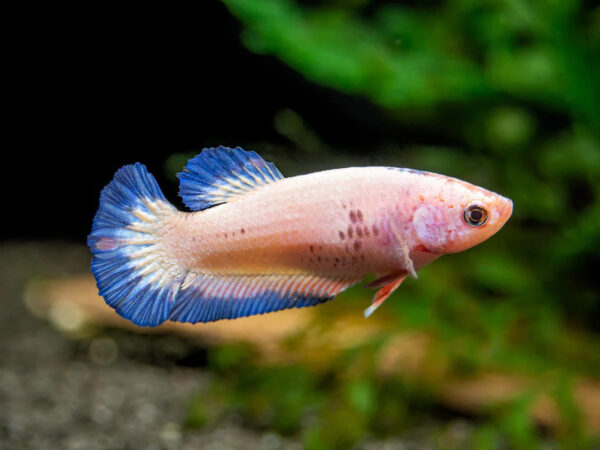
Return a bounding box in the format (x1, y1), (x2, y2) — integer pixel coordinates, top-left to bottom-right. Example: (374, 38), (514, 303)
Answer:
(367, 270), (406, 289)
(364, 273), (407, 318)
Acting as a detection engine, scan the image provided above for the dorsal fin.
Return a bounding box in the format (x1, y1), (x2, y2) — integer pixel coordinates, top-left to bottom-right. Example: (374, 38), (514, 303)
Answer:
(177, 146), (284, 211)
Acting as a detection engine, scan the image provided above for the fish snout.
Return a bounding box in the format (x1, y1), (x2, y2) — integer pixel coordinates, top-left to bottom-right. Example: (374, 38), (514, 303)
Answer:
(498, 196), (513, 225)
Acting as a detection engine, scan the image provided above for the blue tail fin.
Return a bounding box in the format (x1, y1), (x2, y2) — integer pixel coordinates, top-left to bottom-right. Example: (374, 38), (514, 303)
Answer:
(88, 164), (184, 327)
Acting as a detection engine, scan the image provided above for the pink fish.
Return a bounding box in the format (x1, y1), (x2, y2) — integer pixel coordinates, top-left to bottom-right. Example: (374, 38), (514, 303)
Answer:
(88, 146), (513, 326)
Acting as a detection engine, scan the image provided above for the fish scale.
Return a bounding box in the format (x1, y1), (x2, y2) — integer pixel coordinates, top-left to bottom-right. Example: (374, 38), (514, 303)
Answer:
(167, 168), (401, 275)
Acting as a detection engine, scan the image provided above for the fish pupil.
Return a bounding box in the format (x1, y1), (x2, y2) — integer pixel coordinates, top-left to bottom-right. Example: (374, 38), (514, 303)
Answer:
(464, 204), (488, 226)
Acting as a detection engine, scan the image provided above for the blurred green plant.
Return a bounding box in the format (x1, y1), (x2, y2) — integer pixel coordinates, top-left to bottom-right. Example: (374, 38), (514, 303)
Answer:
(186, 341), (599, 449)
(224, 0), (599, 129)
(187, 343), (443, 449)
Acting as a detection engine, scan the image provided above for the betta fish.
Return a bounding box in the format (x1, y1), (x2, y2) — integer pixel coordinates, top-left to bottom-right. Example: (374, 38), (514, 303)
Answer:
(88, 146), (512, 327)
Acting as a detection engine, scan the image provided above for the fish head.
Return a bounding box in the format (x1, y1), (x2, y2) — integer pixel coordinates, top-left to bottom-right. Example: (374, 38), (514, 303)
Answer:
(410, 174), (513, 254)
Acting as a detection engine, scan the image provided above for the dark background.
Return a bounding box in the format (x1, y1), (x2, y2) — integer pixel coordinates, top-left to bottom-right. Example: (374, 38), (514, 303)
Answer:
(9, 1), (425, 242)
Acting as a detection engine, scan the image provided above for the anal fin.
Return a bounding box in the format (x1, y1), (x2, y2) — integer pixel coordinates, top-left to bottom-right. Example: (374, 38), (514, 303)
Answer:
(169, 272), (359, 323)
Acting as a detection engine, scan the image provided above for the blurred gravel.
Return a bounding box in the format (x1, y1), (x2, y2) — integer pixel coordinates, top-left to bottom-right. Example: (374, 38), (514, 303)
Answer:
(0, 243), (484, 450)
(0, 243), (304, 450)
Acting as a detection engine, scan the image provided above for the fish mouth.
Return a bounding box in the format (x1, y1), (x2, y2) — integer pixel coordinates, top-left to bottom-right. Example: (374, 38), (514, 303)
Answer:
(499, 196), (513, 224)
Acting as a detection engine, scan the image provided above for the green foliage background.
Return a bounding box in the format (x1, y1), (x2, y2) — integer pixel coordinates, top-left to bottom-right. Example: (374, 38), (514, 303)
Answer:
(184, 1), (600, 448)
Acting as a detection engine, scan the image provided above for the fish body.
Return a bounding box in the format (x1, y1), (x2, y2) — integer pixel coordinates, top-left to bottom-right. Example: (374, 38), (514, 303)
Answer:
(88, 147), (512, 326)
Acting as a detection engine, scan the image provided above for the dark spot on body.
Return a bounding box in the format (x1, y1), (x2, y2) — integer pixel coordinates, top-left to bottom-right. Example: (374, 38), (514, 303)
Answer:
(360, 254), (365, 261)
(318, 256), (322, 263)
(335, 257), (340, 263)
(310, 245), (314, 254)
(309, 258), (314, 263)
(339, 231), (345, 240)
(354, 241), (362, 251)
(347, 226), (354, 238)
(356, 227), (363, 238)
(241, 228), (245, 234)
(319, 245), (323, 251)
(364, 227), (370, 237)
(349, 211), (357, 223)
(372, 225), (379, 236)
(224, 233), (228, 238)
(357, 210), (363, 222)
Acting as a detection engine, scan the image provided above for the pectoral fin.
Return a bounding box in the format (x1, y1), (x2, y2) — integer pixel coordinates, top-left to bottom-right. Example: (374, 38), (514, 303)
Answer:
(398, 239), (418, 279)
(387, 226), (417, 279)
(363, 273), (407, 318)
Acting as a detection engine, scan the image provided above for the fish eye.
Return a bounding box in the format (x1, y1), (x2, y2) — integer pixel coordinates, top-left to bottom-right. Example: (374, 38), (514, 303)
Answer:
(464, 203), (488, 227)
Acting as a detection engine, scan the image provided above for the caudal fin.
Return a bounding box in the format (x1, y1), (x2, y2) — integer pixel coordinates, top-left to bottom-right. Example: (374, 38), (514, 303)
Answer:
(87, 164), (184, 327)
